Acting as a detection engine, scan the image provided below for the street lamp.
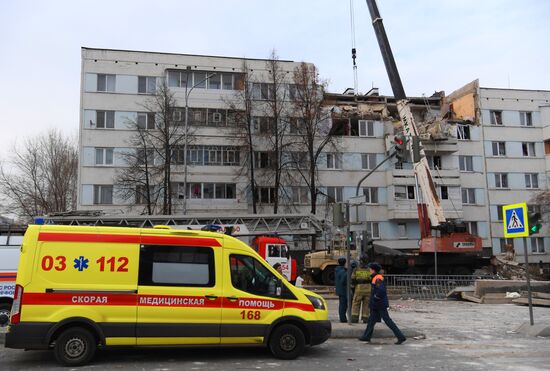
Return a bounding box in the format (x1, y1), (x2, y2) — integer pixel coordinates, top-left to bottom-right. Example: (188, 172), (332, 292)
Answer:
(182, 67), (217, 214)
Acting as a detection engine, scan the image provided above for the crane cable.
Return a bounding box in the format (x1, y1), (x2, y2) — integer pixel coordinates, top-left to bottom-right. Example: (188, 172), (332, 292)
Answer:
(350, 0), (358, 95)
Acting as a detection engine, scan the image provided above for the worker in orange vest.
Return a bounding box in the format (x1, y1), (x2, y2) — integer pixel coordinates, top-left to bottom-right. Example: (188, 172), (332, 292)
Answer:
(358, 262), (406, 344)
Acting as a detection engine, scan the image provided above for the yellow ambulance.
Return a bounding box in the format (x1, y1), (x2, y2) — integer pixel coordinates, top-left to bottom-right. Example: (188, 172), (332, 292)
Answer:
(6, 224), (330, 366)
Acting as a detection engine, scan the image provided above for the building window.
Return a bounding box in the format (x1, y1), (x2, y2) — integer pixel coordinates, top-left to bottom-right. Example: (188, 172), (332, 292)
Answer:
(362, 187), (379, 204)
(139, 245), (215, 287)
(96, 111), (115, 129)
(462, 188), (476, 205)
(173, 145), (240, 166)
(137, 113), (155, 130)
(97, 74), (116, 92)
(525, 173), (539, 189)
(252, 83), (274, 100)
(222, 73), (234, 90)
(291, 187), (309, 204)
(193, 71), (207, 89)
(185, 183), (236, 200)
(398, 223), (407, 238)
(326, 186), (343, 203)
(326, 153), (342, 169)
(466, 221), (478, 236)
(135, 185), (156, 205)
(459, 155), (473, 172)
(492, 142), (506, 156)
(93, 185), (113, 205)
(439, 186), (449, 200)
(137, 148), (155, 166)
(95, 148), (114, 166)
(207, 109), (227, 126)
(138, 76), (156, 94)
(427, 155), (442, 170)
(457, 124), (471, 140)
(361, 153), (377, 170)
(519, 111), (533, 127)
(253, 116), (275, 134)
(495, 173), (508, 188)
(256, 187), (276, 204)
(367, 222), (380, 239)
(395, 185), (415, 200)
(522, 142), (536, 157)
(207, 73), (222, 90)
(531, 238), (545, 253)
(358, 120), (374, 137)
(254, 151), (273, 169)
(499, 238), (514, 254)
(490, 110), (503, 125)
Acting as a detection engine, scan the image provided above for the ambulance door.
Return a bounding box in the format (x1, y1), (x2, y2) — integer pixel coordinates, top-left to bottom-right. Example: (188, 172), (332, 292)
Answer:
(136, 244), (222, 345)
(220, 251), (284, 344)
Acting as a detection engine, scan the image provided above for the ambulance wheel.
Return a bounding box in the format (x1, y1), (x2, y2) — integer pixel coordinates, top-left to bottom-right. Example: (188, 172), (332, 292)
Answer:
(54, 327), (96, 366)
(269, 324), (306, 360)
(0, 303), (11, 327)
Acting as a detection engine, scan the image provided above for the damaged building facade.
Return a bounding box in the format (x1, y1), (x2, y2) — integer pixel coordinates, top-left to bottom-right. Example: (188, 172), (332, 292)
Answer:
(327, 80), (549, 264)
(76, 47), (548, 262)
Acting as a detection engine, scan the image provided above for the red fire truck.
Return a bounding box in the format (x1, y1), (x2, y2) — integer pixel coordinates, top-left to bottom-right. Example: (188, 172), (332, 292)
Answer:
(250, 235), (297, 283)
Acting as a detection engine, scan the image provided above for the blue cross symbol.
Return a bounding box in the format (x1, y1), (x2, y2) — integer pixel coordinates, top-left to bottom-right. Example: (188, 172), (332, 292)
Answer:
(73, 256), (89, 271)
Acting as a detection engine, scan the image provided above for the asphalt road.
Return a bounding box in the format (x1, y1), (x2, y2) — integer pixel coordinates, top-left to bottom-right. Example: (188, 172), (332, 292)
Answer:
(2, 300), (549, 370)
(0, 338), (506, 371)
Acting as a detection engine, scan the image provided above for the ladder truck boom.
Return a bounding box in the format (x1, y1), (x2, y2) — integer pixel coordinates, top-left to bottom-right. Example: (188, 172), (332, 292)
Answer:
(365, 0), (483, 257)
(365, 0), (445, 229)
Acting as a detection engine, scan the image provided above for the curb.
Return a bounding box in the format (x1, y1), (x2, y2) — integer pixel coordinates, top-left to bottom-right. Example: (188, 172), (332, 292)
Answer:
(330, 322), (423, 339)
(514, 323), (550, 337)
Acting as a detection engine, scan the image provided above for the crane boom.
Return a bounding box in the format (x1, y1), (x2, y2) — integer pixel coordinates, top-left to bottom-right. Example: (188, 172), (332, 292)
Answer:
(365, 0), (446, 228)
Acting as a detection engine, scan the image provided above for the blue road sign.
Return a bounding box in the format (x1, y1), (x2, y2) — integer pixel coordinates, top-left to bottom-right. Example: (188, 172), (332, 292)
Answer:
(503, 202), (528, 238)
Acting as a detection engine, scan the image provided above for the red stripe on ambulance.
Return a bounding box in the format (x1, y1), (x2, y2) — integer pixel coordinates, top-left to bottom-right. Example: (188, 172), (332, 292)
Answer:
(38, 232), (221, 247)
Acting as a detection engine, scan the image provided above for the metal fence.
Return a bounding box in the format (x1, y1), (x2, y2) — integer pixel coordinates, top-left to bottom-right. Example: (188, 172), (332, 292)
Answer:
(384, 274), (491, 300)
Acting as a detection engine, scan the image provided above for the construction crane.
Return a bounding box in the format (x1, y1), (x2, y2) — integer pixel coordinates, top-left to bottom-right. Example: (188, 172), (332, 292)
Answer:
(365, 0), (483, 270)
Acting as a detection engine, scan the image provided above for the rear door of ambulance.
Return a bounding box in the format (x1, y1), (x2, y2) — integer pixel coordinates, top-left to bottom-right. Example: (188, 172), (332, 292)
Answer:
(24, 226), (139, 346)
(221, 248), (285, 344)
(136, 231), (223, 345)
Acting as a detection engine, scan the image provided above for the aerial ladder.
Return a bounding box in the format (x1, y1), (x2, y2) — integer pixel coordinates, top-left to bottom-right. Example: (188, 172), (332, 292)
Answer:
(365, 0), (482, 267)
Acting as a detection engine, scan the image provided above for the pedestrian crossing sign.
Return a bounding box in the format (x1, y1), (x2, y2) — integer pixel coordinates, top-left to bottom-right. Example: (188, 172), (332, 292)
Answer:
(503, 202), (529, 238)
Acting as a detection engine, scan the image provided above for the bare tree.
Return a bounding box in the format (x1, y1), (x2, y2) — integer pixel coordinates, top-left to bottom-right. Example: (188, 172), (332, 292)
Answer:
(0, 129), (78, 220)
(261, 50), (293, 214)
(291, 62), (337, 215)
(226, 61), (258, 213)
(115, 81), (189, 215)
(115, 119), (162, 215)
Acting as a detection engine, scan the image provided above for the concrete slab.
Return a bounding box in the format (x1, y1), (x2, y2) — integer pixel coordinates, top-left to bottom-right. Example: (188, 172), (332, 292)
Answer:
(515, 322), (550, 337)
(512, 297), (550, 307)
(330, 321), (424, 339)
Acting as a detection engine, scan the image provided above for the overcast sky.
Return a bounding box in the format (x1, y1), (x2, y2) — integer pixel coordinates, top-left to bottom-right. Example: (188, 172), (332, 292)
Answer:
(0, 0), (549, 159)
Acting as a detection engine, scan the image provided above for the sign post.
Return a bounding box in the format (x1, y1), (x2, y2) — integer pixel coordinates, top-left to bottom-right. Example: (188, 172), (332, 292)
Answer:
(503, 202), (534, 325)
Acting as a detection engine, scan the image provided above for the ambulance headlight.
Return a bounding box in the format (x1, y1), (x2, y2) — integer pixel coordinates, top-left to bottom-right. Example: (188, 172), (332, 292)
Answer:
(306, 295), (325, 310)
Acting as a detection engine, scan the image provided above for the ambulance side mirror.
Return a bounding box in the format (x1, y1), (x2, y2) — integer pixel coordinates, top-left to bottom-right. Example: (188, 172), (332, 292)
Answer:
(276, 279), (282, 297)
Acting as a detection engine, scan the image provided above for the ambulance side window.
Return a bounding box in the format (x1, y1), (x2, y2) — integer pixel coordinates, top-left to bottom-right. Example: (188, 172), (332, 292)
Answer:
(139, 245), (215, 287)
(230, 254), (279, 297)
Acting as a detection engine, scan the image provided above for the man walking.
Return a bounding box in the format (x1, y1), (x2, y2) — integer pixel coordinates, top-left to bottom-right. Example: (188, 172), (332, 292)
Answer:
(359, 262), (406, 344)
(351, 257), (371, 323)
(334, 257), (348, 323)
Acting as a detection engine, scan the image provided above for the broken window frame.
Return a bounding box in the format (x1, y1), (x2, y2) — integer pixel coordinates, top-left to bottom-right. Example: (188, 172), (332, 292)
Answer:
(456, 124), (471, 140)
(490, 110), (503, 125)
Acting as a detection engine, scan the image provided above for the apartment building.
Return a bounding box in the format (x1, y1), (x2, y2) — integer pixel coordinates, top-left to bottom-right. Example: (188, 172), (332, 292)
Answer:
(79, 47), (309, 216)
(78, 48), (548, 263)
(447, 80), (550, 264)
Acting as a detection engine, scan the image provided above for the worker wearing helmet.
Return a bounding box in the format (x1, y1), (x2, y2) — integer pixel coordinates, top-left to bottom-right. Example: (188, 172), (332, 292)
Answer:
(351, 256), (372, 323)
(334, 257), (348, 323)
(359, 262), (406, 345)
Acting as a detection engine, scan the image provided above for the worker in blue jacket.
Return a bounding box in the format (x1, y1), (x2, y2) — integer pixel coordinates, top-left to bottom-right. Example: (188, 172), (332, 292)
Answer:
(334, 257), (348, 323)
(358, 262), (406, 344)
